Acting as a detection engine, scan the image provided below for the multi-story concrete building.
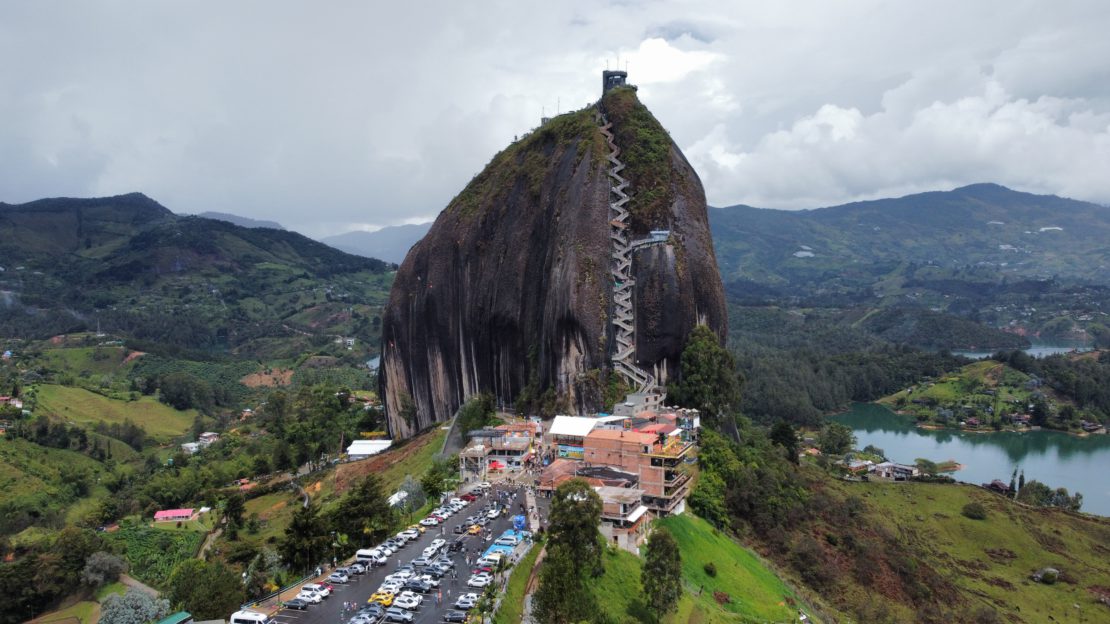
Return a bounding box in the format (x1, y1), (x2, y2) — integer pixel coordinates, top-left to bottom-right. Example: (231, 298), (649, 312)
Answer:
(595, 485), (650, 553)
(583, 428), (692, 515)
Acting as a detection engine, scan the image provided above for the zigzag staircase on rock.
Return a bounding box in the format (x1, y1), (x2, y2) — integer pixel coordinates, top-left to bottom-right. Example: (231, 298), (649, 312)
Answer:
(598, 111), (666, 410)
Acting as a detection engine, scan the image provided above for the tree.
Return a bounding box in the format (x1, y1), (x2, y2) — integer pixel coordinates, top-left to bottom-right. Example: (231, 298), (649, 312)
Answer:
(533, 543), (595, 624)
(224, 492), (246, 529)
(915, 458), (938, 476)
(642, 527), (682, 616)
(329, 473), (392, 545)
(98, 589), (170, 624)
(769, 421), (799, 464)
(279, 501), (329, 571)
(166, 559), (245, 619)
(547, 478), (603, 576)
(81, 551), (127, 588)
(670, 324), (743, 424)
(817, 422), (855, 456)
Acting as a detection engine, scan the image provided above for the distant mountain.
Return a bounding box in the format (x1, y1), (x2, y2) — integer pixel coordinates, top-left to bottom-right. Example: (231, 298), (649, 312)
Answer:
(0, 193), (394, 357)
(196, 211), (284, 230)
(321, 223), (431, 264)
(711, 184), (1110, 290)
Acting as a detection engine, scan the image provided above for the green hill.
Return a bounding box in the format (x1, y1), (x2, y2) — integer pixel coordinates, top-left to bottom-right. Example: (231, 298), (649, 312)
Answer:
(710, 184), (1110, 344)
(0, 193), (395, 358)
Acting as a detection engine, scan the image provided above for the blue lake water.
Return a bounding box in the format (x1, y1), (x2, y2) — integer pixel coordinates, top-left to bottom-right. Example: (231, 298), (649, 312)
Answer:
(830, 403), (1110, 516)
(952, 340), (1093, 360)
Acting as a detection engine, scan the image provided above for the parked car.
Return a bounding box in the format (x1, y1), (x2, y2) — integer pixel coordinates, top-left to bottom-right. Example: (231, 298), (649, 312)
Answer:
(460, 493), (477, 502)
(369, 591), (395, 606)
(283, 598), (309, 610)
(295, 590), (322, 604)
(429, 538), (446, 550)
(379, 581), (404, 594)
(377, 544), (395, 556)
(403, 578), (433, 593)
(358, 603), (386, 618)
(393, 594), (420, 610)
(467, 574), (492, 588)
(454, 593), (479, 609)
(303, 582), (331, 597)
(416, 573), (441, 587)
(443, 611), (469, 623)
(409, 523), (426, 533)
(383, 607), (414, 623)
(419, 517), (439, 527)
(348, 562), (367, 575)
(328, 572), (349, 584)
(401, 529), (420, 540)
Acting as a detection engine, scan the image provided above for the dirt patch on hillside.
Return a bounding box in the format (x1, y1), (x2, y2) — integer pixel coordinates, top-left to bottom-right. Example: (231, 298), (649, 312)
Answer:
(240, 368), (294, 387)
(261, 500), (287, 519)
(122, 350), (146, 364)
(334, 431), (438, 495)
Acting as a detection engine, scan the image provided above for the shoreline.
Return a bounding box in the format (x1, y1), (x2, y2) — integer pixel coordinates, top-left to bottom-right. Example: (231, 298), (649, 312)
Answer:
(880, 405), (1104, 438)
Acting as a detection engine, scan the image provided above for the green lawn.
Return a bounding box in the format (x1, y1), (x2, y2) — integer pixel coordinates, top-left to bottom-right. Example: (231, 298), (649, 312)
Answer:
(32, 600), (97, 624)
(379, 427), (448, 491)
(844, 480), (1110, 622)
(659, 514), (807, 623)
(36, 384), (197, 440)
(40, 346), (136, 378)
(94, 581), (127, 601)
(493, 542), (542, 624)
(585, 514), (813, 624)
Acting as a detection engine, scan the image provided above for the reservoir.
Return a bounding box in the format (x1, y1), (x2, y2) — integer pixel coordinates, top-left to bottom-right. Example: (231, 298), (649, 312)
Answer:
(831, 402), (1110, 516)
(952, 339), (1093, 360)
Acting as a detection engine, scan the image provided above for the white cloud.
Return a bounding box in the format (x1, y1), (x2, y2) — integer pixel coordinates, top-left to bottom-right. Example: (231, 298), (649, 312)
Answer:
(0, 1), (1108, 236)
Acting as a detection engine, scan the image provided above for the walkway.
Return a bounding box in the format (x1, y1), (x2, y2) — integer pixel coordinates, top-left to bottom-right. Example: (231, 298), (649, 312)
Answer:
(597, 112), (666, 409)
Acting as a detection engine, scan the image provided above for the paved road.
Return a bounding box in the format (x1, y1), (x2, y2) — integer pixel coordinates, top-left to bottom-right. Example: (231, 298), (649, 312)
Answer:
(272, 486), (531, 624)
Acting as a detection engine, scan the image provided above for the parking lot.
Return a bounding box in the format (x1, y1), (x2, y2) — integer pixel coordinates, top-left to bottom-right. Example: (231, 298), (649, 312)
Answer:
(270, 484), (534, 624)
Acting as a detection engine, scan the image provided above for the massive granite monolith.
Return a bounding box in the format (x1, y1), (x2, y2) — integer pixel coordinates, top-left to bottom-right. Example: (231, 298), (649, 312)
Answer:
(379, 86), (727, 438)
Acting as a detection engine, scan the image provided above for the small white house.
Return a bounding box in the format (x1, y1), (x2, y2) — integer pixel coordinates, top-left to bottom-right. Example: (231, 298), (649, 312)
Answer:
(180, 442), (201, 455)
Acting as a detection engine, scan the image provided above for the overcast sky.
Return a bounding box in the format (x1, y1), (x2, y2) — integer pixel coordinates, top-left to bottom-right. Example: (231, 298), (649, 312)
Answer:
(2, 1), (1109, 237)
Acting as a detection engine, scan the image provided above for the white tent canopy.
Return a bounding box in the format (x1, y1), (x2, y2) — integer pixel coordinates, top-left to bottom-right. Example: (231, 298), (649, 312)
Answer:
(548, 415), (599, 439)
(347, 439), (392, 459)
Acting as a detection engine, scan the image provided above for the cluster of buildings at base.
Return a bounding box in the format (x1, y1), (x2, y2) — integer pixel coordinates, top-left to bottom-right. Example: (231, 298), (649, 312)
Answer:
(458, 407), (700, 553)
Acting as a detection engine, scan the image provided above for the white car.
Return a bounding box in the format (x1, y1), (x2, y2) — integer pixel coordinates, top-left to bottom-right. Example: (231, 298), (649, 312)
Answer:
(454, 593), (479, 609)
(416, 574), (440, 588)
(328, 571), (349, 584)
(421, 547), (438, 559)
(401, 529), (420, 540)
(377, 544), (395, 556)
(467, 574), (492, 588)
(429, 538), (446, 551)
(379, 581), (404, 594)
(296, 590), (323, 604)
(419, 517), (439, 527)
(394, 591), (423, 610)
(303, 583), (331, 598)
(494, 537), (518, 546)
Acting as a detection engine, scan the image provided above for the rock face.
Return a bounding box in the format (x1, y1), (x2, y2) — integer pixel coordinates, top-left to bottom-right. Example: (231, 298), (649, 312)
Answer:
(380, 87), (727, 438)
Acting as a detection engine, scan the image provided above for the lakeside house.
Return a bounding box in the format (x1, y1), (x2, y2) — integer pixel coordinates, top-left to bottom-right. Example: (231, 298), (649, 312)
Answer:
(871, 461), (920, 480)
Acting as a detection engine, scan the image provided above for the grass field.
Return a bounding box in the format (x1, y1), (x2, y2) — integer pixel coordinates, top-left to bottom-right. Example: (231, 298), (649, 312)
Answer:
(40, 346), (137, 378)
(836, 479), (1110, 622)
(493, 542), (542, 624)
(0, 438), (108, 532)
(585, 514), (815, 624)
(660, 514), (807, 623)
(36, 384), (197, 440)
(31, 600), (97, 624)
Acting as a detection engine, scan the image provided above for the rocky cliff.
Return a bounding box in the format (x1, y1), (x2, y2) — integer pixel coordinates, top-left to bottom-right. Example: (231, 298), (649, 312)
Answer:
(379, 87), (727, 438)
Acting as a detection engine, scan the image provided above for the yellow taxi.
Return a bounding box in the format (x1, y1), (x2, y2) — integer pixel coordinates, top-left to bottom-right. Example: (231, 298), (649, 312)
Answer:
(409, 523), (426, 534)
(467, 524), (482, 535)
(369, 591), (395, 606)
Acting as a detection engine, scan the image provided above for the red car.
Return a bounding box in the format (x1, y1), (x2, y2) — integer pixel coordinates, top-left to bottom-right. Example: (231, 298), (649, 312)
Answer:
(460, 494), (477, 502)
(471, 566), (493, 575)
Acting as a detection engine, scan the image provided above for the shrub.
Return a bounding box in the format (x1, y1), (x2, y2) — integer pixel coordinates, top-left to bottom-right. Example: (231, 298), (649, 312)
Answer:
(961, 502), (988, 520)
(703, 562), (717, 577)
